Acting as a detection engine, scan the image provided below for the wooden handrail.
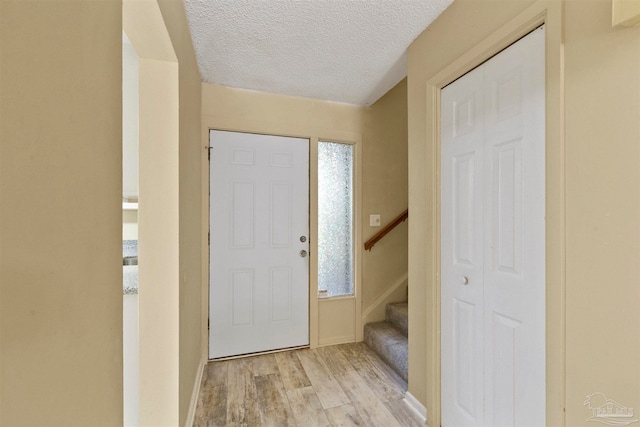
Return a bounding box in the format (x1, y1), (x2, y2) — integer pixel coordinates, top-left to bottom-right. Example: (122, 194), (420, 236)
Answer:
(364, 209), (408, 251)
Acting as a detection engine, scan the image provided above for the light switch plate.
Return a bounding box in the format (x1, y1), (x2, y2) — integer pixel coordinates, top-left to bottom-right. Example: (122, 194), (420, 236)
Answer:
(370, 214), (381, 227)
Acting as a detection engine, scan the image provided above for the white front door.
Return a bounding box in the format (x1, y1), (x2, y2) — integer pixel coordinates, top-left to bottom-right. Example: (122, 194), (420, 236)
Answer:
(209, 130), (310, 359)
(441, 27), (545, 426)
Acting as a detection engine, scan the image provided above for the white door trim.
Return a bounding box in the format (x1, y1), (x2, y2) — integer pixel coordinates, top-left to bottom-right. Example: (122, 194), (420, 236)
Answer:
(416, 4), (566, 426)
(203, 127), (363, 358)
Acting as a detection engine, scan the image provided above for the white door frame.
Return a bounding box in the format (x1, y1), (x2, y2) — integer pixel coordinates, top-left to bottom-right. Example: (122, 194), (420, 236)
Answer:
(421, 5), (565, 426)
(203, 127), (363, 357)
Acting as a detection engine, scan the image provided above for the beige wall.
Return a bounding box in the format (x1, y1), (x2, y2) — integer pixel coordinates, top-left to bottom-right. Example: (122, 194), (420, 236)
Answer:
(138, 56), (180, 426)
(407, 0), (640, 425)
(156, 1), (204, 424)
(123, 210), (138, 240)
(0, 1), (123, 425)
(612, 0), (640, 26)
(361, 79), (409, 322)
(126, 0), (203, 424)
(122, 39), (139, 201)
(0, 0), (201, 425)
(202, 84), (364, 138)
(563, 2), (639, 425)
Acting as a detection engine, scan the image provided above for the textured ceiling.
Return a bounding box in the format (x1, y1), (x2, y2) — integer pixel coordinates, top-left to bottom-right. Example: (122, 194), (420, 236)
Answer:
(185, 0), (453, 106)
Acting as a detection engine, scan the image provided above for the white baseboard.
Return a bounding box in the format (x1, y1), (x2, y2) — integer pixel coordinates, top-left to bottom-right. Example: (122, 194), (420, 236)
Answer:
(317, 335), (355, 347)
(361, 273), (408, 324)
(403, 391), (428, 424)
(185, 358), (206, 427)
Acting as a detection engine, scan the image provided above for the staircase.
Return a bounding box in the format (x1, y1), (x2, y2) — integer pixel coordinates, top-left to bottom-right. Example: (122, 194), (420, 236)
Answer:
(363, 302), (408, 382)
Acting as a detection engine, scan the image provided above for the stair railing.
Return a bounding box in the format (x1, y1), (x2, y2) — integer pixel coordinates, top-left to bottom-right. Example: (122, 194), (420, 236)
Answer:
(364, 209), (408, 251)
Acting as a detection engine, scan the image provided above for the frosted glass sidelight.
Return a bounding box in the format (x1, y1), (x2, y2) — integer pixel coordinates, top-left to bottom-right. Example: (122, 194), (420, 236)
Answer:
(318, 141), (354, 297)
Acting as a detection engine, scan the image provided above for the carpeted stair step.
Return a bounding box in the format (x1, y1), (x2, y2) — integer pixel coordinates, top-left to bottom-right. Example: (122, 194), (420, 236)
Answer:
(385, 302), (408, 337)
(363, 320), (408, 382)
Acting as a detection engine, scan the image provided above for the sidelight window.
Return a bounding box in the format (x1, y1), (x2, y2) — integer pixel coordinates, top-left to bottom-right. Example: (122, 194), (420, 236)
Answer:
(318, 141), (354, 297)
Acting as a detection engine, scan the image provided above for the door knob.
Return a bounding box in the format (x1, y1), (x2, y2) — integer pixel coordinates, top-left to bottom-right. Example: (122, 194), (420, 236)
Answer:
(300, 236), (307, 242)
(300, 250), (308, 258)
(461, 276), (469, 285)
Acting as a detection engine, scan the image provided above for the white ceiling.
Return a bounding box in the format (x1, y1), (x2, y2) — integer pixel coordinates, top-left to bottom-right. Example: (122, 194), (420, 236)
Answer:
(185, 0), (453, 106)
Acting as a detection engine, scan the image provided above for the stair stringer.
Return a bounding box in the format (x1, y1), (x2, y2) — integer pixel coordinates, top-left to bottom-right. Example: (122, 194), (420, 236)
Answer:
(361, 273), (408, 331)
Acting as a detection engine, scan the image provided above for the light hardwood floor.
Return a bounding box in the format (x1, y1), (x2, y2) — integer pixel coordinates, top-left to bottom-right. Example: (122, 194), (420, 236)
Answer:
(194, 342), (424, 427)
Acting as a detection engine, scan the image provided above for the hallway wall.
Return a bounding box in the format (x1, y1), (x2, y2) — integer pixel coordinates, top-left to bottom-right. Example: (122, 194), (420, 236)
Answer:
(156, 0), (204, 423)
(0, 1), (203, 425)
(0, 1), (123, 425)
(361, 79), (409, 322)
(407, 0), (640, 425)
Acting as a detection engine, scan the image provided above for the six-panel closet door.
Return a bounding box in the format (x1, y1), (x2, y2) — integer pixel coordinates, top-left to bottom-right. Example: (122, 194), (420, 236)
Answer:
(440, 27), (546, 427)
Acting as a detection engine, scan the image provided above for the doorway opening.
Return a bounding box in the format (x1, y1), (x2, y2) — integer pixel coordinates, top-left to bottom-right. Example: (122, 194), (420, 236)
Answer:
(123, 0), (180, 423)
(122, 30), (140, 427)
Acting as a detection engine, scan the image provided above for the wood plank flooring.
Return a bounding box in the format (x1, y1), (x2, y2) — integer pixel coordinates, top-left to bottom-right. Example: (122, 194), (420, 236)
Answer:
(193, 342), (424, 427)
